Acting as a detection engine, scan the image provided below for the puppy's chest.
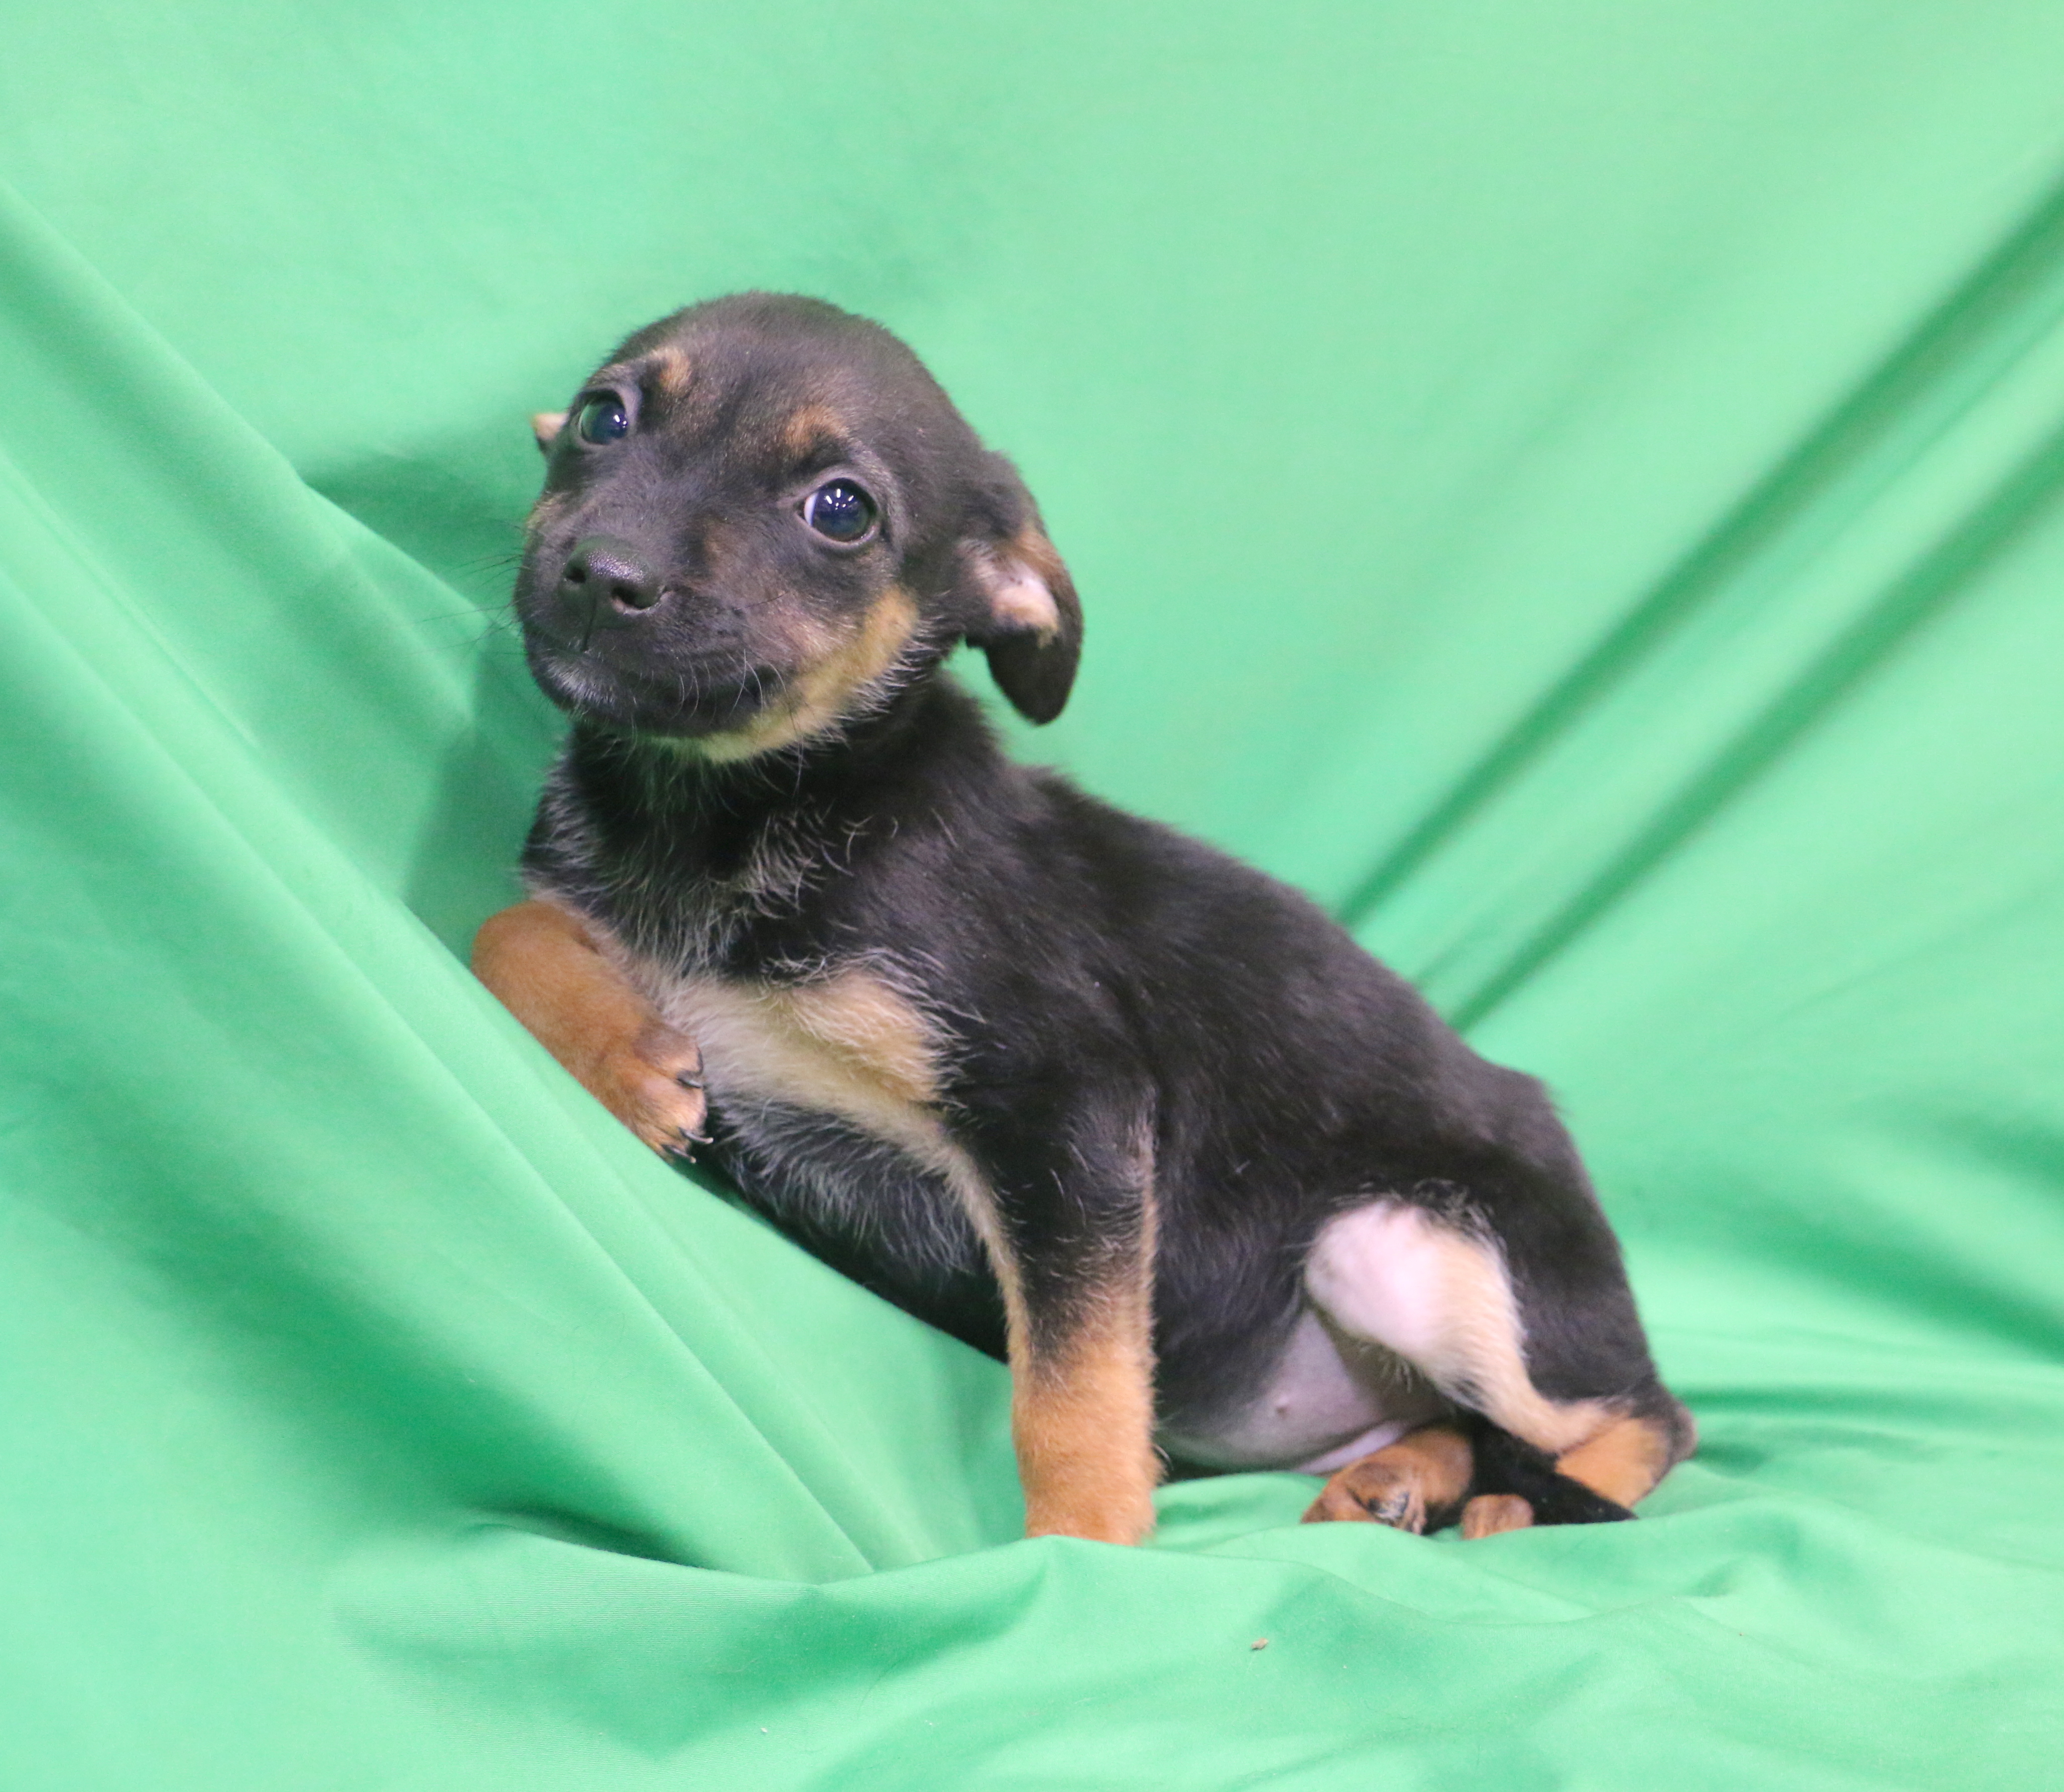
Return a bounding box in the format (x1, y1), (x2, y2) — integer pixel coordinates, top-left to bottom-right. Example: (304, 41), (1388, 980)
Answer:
(629, 952), (956, 1166)
(605, 817), (829, 967)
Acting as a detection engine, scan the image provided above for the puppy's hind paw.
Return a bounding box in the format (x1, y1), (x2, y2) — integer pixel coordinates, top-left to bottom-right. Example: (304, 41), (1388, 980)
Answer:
(1301, 1424), (1475, 1534)
(1460, 1493), (1535, 1539)
(1303, 1460), (1428, 1532)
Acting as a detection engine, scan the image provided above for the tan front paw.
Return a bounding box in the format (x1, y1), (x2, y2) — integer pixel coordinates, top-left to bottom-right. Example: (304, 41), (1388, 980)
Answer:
(590, 1021), (709, 1158)
(1024, 1487), (1158, 1545)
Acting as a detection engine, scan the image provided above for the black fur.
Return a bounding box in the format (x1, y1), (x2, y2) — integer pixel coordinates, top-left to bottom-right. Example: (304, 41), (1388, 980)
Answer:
(1461, 1415), (1636, 1526)
(507, 293), (1692, 1515)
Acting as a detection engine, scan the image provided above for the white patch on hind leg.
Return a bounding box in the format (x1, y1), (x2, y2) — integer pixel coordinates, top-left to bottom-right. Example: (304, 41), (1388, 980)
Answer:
(1304, 1201), (1610, 1457)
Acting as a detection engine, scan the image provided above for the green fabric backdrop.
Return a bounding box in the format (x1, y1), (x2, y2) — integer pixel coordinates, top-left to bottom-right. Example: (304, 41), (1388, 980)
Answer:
(5, 5), (2064, 1785)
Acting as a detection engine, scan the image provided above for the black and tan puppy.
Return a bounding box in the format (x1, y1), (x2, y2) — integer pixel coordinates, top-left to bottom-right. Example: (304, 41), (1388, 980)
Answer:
(473, 293), (1693, 1544)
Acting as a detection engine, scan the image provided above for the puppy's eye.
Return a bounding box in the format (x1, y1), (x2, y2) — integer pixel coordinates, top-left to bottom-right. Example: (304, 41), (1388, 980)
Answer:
(575, 396), (631, 444)
(802, 479), (878, 544)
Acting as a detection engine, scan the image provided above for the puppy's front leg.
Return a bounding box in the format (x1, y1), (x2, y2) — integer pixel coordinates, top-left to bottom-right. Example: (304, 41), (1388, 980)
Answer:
(472, 899), (709, 1157)
(1009, 1308), (1159, 1544)
(975, 1104), (1161, 1544)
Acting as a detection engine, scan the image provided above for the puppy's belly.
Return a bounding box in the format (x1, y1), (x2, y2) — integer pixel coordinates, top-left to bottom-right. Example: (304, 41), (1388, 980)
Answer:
(1158, 1308), (1447, 1473)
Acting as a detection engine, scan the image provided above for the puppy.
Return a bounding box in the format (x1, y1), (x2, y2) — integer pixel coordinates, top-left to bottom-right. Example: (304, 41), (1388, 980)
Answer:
(472, 293), (1693, 1544)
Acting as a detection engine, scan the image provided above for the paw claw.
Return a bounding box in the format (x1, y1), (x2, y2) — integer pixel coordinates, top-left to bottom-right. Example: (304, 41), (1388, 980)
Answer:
(594, 1022), (709, 1160)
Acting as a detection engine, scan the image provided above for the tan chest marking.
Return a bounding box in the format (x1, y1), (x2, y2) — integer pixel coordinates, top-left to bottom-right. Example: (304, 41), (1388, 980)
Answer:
(650, 960), (1029, 1324)
(654, 965), (949, 1163)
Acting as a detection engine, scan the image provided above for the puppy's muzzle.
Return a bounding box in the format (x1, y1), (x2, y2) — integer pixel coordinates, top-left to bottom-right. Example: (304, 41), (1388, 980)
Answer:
(553, 534), (666, 647)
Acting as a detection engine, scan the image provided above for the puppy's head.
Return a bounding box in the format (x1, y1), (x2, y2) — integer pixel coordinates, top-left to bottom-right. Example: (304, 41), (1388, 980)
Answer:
(514, 294), (1080, 759)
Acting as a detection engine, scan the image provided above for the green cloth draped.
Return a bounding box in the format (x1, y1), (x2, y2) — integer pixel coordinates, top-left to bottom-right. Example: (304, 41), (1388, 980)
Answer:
(4, 7), (2062, 1785)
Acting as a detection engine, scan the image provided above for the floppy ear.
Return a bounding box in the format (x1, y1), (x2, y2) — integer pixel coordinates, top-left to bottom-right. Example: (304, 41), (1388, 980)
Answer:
(531, 411), (567, 454)
(957, 456), (1083, 724)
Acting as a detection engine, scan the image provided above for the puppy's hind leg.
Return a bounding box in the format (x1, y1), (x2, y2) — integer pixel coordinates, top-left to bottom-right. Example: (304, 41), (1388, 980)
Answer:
(472, 899), (709, 1158)
(1556, 1411), (1689, 1510)
(1299, 1197), (1691, 1532)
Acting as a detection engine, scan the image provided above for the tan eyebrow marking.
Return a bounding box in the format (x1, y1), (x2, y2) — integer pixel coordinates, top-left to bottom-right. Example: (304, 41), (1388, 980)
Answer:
(647, 344), (694, 397)
(780, 402), (849, 459)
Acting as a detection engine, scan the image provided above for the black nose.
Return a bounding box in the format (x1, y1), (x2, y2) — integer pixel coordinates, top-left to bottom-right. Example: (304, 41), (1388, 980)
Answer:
(558, 535), (663, 615)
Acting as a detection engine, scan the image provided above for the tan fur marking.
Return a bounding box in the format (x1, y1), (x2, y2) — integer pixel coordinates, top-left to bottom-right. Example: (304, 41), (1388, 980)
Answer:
(1012, 1272), (1160, 1544)
(965, 541), (1060, 641)
(472, 901), (705, 1153)
(1011, 526), (1070, 593)
(687, 583), (921, 763)
(1302, 1421), (1474, 1530)
(780, 402), (846, 457)
(1555, 1413), (1675, 1509)
(531, 410), (567, 451)
(648, 345), (694, 397)
(659, 963), (1018, 1319)
(1460, 1493), (1535, 1539)
(665, 966), (939, 1114)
